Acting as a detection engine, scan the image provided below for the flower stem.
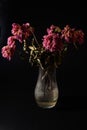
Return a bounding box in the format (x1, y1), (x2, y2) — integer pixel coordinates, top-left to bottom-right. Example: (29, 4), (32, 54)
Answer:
(30, 30), (39, 46)
(73, 42), (78, 50)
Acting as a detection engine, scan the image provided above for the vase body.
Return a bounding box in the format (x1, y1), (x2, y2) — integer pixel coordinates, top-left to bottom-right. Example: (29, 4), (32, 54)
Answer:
(34, 66), (59, 108)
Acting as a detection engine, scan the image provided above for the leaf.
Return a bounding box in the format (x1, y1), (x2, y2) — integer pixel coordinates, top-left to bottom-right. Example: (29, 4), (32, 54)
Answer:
(29, 46), (36, 50)
(55, 27), (61, 33)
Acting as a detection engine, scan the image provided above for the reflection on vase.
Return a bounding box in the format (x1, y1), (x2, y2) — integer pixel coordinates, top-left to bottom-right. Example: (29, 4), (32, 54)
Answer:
(34, 66), (59, 108)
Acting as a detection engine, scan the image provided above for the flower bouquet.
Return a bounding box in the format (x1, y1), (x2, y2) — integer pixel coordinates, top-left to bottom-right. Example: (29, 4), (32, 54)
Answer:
(1, 23), (85, 108)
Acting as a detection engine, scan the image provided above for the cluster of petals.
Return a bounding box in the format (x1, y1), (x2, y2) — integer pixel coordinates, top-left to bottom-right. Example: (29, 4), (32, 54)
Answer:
(61, 25), (84, 44)
(7, 36), (16, 47)
(73, 30), (84, 44)
(47, 25), (61, 34)
(43, 25), (63, 52)
(1, 23), (32, 60)
(1, 23), (84, 60)
(43, 33), (63, 52)
(11, 23), (33, 43)
(1, 44), (16, 60)
(43, 25), (84, 52)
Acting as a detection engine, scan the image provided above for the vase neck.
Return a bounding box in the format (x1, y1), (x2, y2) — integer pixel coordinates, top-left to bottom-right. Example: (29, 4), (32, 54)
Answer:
(38, 66), (56, 80)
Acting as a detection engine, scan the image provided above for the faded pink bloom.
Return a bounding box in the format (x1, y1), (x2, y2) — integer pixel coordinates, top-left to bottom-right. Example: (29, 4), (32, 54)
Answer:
(11, 23), (23, 43)
(73, 30), (84, 44)
(47, 25), (56, 34)
(15, 31), (23, 43)
(11, 23), (22, 36)
(1, 45), (16, 60)
(42, 33), (63, 52)
(61, 25), (75, 43)
(21, 23), (33, 39)
(7, 36), (16, 47)
(47, 25), (61, 34)
(1, 22), (85, 65)
(11, 23), (33, 43)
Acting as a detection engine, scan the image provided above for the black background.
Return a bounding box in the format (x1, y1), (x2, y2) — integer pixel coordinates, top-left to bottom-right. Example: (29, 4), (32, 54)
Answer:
(0, 0), (87, 129)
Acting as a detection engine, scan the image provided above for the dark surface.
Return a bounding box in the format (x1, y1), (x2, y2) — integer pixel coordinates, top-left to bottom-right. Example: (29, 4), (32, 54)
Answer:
(0, 0), (87, 129)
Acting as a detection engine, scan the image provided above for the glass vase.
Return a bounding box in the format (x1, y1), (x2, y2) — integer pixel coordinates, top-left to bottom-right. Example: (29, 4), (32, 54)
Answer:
(34, 66), (59, 108)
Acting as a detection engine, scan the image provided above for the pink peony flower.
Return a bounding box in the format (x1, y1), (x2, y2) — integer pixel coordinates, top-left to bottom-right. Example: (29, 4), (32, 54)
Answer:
(11, 23), (21, 36)
(1, 45), (16, 60)
(47, 25), (61, 34)
(42, 25), (64, 52)
(73, 30), (84, 44)
(11, 23), (33, 43)
(21, 23), (33, 39)
(7, 36), (16, 47)
(61, 25), (75, 43)
(42, 33), (63, 52)
(47, 25), (56, 34)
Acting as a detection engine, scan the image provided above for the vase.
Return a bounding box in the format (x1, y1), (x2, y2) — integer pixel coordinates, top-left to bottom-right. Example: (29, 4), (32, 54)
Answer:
(34, 66), (59, 108)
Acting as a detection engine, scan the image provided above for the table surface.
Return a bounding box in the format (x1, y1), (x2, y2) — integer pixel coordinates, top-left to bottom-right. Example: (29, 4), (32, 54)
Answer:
(0, 89), (87, 130)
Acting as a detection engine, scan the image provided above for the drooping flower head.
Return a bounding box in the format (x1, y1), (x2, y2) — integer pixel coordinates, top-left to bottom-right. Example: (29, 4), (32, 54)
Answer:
(11, 23), (22, 42)
(1, 45), (16, 60)
(73, 30), (84, 44)
(1, 23), (34, 60)
(42, 25), (63, 52)
(7, 36), (16, 47)
(61, 25), (75, 43)
(11, 23), (33, 43)
(21, 23), (34, 40)
(61, 25), (84, 45)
